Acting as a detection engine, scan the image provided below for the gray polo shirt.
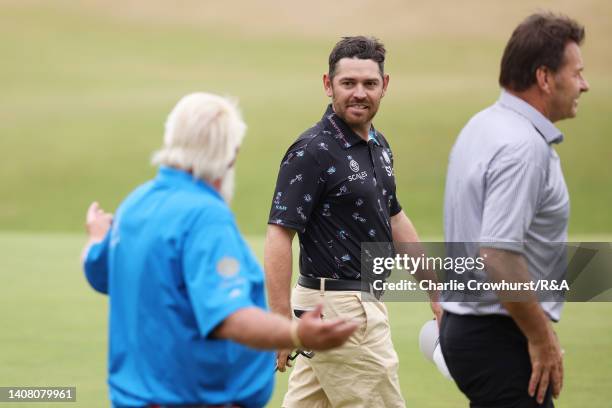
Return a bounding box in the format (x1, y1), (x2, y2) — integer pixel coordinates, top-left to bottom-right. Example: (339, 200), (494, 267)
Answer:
(442, 90), (569, 321)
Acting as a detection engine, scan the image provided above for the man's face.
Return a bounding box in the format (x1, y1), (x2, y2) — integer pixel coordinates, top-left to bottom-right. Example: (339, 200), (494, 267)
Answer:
(323, 58), (389, 132)
(548, 41), (589, 122)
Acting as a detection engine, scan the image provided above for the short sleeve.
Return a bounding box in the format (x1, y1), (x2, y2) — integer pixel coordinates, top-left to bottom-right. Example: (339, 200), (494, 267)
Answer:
(268, 146), (327, 233)
(83, 231), (111, 294)
(183, 217), (258, 339)
(480, 159), (545, 253)
(389, 195), (402, 217)
(387, 147), (402, 216)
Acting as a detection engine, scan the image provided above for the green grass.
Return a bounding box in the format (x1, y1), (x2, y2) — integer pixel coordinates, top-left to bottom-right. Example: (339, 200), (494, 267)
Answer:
(0, 2), (611, 236)
(0, 232), (611, 407)
(0, 2), (611, 407)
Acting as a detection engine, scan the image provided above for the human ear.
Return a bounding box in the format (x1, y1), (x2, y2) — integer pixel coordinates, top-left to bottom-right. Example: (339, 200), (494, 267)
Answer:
(323, 74), (333, 97)
(382, 74), (390, 96)
(535, 66), (552, 94)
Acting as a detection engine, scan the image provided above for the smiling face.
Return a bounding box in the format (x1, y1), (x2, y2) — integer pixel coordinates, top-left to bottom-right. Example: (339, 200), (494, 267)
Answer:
(323, 58), (389, 138)
(548, 41), (590, 122)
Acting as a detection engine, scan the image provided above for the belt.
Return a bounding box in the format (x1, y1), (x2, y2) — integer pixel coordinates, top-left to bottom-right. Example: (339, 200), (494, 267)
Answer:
(298, 275), (362, 291)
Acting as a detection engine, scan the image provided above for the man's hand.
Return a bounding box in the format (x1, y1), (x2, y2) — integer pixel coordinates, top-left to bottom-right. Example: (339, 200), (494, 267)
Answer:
(528, 331), (564, 403)
(81, 202), (113, 264)
(275, 349), (294, 373)
(297, 304), (358, 350)
(482, 248), (564, 404)
(276, 304), (357, 372)
(430, 300), (443, 327)
(215, 304), (357, 371)
(86, 202), (113, 241)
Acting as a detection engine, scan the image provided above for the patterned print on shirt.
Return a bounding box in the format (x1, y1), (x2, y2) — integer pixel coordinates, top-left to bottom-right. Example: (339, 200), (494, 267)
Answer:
(335, 184), (349, 196)
(296, 206), (307, 221)
(289, 174), (303, 185)
(352, 212), (367, 223)
(274, 191), (282, 205)
(322, 203), (331, 217)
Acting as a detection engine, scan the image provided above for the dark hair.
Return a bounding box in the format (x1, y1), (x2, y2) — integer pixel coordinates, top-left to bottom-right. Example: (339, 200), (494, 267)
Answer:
(328, 36), (386, 79)
(499, 12), (585, 92)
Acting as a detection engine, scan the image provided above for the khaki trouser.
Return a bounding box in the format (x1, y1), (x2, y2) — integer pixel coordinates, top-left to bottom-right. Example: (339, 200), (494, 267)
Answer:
(282, 285), (405, 408)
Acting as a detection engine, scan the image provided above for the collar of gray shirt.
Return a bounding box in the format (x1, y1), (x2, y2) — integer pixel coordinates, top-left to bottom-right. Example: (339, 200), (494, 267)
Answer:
(498, 89), (564, 144)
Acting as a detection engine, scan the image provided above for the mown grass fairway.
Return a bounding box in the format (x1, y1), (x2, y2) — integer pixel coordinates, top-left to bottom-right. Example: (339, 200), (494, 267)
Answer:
(1, 1), (611, 407)
(1, 232), (611, 407)
(1, 1), (611, 235)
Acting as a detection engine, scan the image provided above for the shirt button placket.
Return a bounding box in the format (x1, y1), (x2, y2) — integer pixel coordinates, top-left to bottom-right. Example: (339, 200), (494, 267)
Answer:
(367, 141), (384, 196)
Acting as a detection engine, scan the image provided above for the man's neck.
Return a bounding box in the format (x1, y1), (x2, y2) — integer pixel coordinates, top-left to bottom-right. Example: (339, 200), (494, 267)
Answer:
(351, 124), (371, 141)
(505, 88), (553, 122)
(330, 104), (372, 141)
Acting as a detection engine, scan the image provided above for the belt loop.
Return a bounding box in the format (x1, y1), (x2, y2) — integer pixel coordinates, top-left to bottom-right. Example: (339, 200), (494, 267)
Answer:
(320, 278), (326, 297)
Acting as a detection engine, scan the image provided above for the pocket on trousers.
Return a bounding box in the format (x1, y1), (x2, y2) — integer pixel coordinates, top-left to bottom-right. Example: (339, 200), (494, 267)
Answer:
(361, 299), (390, 344)
(325, 294), (367, 344)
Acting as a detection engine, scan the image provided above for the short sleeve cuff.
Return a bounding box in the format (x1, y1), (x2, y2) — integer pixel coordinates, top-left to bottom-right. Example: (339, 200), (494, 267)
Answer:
(83, 236), (110, 294)
(85, 240), (105, 266)
(479, 238), (525, 255)
(199, 297), (255, 339)
(267, 218), (306, 234)
(390, 203), (402, 217)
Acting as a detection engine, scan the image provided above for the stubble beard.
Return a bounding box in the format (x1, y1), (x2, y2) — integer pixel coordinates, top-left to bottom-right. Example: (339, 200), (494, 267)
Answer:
(333, 98), (379, 132)
(220, 167), (235, 205)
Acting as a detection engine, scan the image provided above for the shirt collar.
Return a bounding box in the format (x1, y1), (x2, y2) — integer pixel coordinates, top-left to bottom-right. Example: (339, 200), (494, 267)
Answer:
(322, 104), (380, 148)
(368, 129), (380, 145)
(498, 89), (564, 144)
(156, 166), (224, 201)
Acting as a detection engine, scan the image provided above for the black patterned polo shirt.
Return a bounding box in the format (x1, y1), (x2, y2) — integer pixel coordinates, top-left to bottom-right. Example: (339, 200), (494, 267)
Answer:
(268, 104), (401, 280)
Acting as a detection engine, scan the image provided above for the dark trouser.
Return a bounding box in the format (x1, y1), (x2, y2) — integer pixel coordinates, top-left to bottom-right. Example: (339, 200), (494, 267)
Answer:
(439, 311), (553, 408)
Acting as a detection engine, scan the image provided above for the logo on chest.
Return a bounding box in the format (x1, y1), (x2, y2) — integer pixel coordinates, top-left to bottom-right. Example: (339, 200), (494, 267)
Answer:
(348, 171), (368, 182)
(347, 158), (367, 181)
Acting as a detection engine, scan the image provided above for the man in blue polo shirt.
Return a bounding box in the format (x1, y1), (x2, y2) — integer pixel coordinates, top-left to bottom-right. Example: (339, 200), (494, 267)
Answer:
(81, 92), (357, 408)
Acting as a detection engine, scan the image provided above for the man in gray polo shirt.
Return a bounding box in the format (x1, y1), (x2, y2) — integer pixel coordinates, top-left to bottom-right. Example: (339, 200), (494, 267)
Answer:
(440, 12), (589, 408)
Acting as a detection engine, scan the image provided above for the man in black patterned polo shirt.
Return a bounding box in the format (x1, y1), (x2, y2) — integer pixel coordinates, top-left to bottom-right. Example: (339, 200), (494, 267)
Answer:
(264, 36), (441, 408)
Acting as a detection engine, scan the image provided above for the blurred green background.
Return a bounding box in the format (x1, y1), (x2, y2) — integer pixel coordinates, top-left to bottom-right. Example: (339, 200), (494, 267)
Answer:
(0, 0), (610, 406)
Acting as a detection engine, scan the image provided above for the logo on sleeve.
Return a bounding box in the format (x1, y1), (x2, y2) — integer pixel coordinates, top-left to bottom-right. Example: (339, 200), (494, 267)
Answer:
(381, 149), (394, 176)
(217, 257), (240, 278)
(382, 149), (391, 164)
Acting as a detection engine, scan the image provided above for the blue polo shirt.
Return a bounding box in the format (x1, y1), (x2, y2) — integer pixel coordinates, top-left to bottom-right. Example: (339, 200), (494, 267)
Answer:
(84, 166), (275, 407)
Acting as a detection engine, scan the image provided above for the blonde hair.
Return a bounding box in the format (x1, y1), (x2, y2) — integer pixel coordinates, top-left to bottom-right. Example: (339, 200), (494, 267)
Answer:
(152, 93), (246, 183)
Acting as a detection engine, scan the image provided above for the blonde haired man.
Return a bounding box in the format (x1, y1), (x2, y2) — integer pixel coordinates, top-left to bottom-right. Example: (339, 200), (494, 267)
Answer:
(82, 92), (357, 408)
